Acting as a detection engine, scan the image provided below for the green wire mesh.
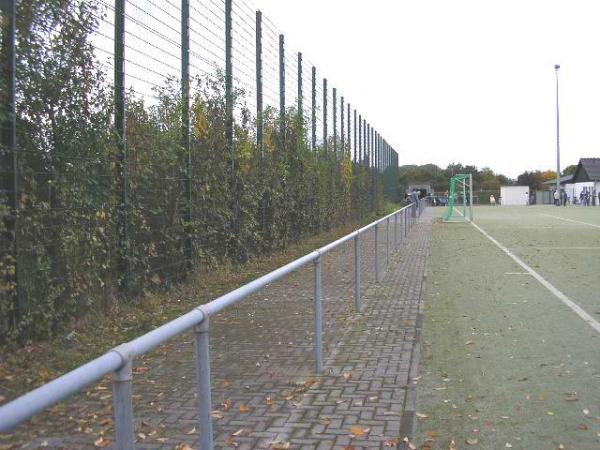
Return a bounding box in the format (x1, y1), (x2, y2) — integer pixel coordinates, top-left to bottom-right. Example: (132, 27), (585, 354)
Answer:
(442, 174), (472, 222)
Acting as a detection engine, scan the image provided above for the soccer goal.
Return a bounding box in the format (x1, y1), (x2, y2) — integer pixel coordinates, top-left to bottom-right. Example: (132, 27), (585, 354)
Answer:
(442, 173), (473, 222)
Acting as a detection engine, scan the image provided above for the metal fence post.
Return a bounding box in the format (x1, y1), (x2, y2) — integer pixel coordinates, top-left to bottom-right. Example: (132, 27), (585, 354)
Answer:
(1, 0), (25, 328)
(386, 217), (390, 268)
(256, 11), (263, 156)
(279, 34), (285, 144)
(354, 235), (361, 312)
(347, 102), (351, 158)
(340, 95), (344, 152)
(394, 212), (398, 247)
(311, 66), (316, 151)
(332, 87), (337, 157)
(353, 110), (357, 163)
(112, 359), (135, 450)
(374, 225), (380, 282)
(115, 0), (129, 290)
(195, 315), (213, 450)
(358, 114), (361, 164)
(314, 255), (323, 373)
(297, 52), (303, 126)
(225, 0), (233, 168)
(323, 78), (327, 153)
(182, 0), (192, 269)
(404, 209), (408, 238)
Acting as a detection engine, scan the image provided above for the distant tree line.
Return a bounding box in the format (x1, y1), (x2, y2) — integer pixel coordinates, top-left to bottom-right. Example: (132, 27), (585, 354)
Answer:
(399, 163), (578, 194)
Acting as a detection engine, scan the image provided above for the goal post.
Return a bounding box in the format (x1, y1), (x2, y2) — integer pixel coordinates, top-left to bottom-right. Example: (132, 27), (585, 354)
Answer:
(442, 173), (473, 222)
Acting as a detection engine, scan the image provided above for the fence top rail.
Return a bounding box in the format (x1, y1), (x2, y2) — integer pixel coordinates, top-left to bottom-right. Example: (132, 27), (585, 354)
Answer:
(0, 203), (414, 432)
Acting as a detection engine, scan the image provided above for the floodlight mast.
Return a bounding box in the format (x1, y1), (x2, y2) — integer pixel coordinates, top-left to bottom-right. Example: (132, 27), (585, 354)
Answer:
(555, 64), (560, 194)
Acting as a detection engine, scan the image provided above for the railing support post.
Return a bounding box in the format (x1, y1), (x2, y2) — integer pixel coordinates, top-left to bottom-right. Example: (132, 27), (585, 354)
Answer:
(386, 217), (390, 268)
(354, 235), (361, 312)
(404, 209), (408, 238)
(195, 315), (214, 450)
(374, 225), (380, 283)
(314, 256), (323, 373)
(112, 359), (135, 450)
(394, 212), (398, 248)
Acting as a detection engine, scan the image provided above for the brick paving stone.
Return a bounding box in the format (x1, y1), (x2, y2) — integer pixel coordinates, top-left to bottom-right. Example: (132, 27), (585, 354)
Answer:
(1, 210), (433, 450)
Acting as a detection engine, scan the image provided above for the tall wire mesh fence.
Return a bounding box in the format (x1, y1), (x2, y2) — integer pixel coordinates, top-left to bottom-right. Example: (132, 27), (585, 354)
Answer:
(0, 0), (401, 343)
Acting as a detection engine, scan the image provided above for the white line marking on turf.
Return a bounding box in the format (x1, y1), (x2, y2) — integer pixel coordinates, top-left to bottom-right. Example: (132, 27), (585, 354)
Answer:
(471, 221), (600, 334)
(541, 213), (600, 229)
(503, 272), (531, 275)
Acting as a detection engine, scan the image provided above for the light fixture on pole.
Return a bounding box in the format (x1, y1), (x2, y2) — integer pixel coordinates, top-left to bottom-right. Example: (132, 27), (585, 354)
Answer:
(554, 64), (560, 196)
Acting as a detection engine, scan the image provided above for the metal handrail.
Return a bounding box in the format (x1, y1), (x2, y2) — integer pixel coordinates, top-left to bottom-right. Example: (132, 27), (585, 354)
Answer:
(0, 202), (423, 449)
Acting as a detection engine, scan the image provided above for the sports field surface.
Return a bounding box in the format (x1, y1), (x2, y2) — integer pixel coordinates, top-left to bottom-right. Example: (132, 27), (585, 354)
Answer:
(415, 206), (600, 449)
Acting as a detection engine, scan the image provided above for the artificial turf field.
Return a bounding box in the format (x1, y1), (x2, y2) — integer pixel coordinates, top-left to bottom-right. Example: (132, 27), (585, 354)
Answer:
(414, 206), (600, 450)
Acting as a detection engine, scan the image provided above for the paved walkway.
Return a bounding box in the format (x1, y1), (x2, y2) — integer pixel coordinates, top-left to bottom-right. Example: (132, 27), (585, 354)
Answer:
(2, 209), (433, 450)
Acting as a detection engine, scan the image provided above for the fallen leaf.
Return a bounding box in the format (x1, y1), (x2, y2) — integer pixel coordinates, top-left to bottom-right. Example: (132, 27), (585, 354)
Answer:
(579, 423), (589, 431)
(583, 408), (590, 416)
(465, 340), (475, 345)
(343, 372), (353, 381)
(221, 399), (232, 411)
(222, 379), (232, 388)
(225, 436), (238, 448)
(383, 438), (399, 447)
(176, 445), (194, 450)
(466, 438), (479, 445)
(94, 437), (110, 448)
(319, 416), (331, 425)
(426, 431), (438, 439)
(137, 433), (146, 440)
(239, 404), (252, 413)
(505, 443), (513, 448)
(349, 426), (370, 437)
(269, 441), (290, 450)
(231, 429), (246, 437)
(547, 411), (555, 416)
(132, 366), (150, 375)
(449, 440), (457, 450)
(416, 412), (429, 419)
(186, 427), (196, 435)
(211, 410), (224, 419)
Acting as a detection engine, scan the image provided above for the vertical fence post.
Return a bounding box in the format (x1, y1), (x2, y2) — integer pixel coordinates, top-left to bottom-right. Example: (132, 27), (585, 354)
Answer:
(358, 114), (361, 164)
(322, 78), (327, 153)
(374, 224), (380, 282)
(354, 235), (361, 312)
(114, 0), (129, 290)
(112, 359), (135, 450)
(353, 110), (357, 163)
(181, 0), (192, 269)
(225, 0), (233, 168)
(279, 34), (285, 144)
(386, 217), (390, 268)
(297, 52), (303, 125)
(195, 315), (213, 450)
(340, 96), (344, 153)
(256, 11), (263, 156)
(311, 67), (316, 151)
(1, 0), (24, 327)
(332, 87), (337, 157)
(314, 255), (323, 373)
(404, 209), (408, 238)
(394, 212), (398, 247)
(347, 102), (351, 158)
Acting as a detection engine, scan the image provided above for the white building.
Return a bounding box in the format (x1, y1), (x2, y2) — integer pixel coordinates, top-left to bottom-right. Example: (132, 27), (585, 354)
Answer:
(500, 185), (529, 206)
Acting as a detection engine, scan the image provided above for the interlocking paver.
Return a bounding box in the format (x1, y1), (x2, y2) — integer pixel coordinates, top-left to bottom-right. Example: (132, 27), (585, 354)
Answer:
(1, 209), (433, 450)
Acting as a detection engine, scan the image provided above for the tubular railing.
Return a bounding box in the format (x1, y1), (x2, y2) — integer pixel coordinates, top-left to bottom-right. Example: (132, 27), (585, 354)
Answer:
(0, 203), (424, 449)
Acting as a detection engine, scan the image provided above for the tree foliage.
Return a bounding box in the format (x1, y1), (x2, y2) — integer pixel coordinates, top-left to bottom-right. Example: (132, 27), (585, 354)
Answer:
(0, 0), (394, 344)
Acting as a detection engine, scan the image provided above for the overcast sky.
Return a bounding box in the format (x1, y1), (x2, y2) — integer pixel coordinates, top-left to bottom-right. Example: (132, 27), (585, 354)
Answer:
(253, 0), (600, 178)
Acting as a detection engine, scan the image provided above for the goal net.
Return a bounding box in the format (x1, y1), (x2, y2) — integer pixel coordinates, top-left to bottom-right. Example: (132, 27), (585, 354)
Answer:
(442, 174), (473, 222)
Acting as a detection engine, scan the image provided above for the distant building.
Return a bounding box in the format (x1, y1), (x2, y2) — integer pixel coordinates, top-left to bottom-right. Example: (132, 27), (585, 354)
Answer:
(407, 183), (433, 197)
(543, 158), (600, 205)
